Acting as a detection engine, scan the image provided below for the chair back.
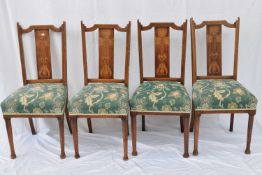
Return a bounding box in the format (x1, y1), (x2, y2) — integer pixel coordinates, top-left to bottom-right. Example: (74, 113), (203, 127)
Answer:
(17, 22), (67, 85)
(81, 22), (131, 86)
(190, 18), (240, 83)
(137, 20), (187, 85)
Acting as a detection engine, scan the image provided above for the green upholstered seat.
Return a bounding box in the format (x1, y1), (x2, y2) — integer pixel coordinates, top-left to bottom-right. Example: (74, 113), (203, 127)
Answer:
(192, 79), (257, 111)
(68, 83), (129, 115)
(1, 83), (67, 115)
(130, 81), (191, 113)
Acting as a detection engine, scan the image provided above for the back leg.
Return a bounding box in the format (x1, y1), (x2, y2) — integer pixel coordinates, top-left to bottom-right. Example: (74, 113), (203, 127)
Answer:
(87, 119), (93, 133)
(190, 107), (195, 132)
(229, 113), (234, 132)
(142, 115), (145, 131)
(180, 116), (184, 133)
(65, 107), (72, 134)
(28, 118), (36, 135)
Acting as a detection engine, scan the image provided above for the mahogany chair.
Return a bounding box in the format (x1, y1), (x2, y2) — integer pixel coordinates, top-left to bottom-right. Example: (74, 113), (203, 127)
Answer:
(0, 22), (70, 159)
(190, 18), (257, 155)
(129, 20), (190, 158)
(68, 21), (131, 160)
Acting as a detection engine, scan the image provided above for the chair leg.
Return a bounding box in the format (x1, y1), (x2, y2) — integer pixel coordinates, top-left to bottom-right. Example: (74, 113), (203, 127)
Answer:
(121, 117), (128, 160)
(190, 106), (195, 132)
(183, 115), (190, 158)
(142, 115), (145, 131)
(58, 117), (66, 159)
(127, 116), (129, 136)
(87, 119), (93, 133)
(131, 112), (137, 156)
(28, 118), (36, 135)
(71, 117), (80, 158)
(65, 108), (72, 134)
(193, 113), (201, 156)
(180, 116), (184, 133)
(245, 112), (255, 154)
(4, 116), (16, 159)
(229, 113), (234, 132)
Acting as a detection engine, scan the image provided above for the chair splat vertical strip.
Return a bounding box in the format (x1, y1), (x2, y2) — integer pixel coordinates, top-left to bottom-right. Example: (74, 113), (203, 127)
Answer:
(99, 28), (114, 79)
(206, 25), (222, 76)
(34, 29), (52, 79)
(155, 27), (170, 78)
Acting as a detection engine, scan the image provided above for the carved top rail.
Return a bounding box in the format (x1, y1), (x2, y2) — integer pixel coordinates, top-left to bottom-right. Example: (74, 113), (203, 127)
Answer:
(81, 21), (131, 87)
(19, 24), (64, 33)
(137, 20), (187, 85)
(81, 23), (130, 32)
(190, 18), (240, 84)
(193, 19), (238, 29)
(17, 22), (67, 85)
(140, 22), (184, 31)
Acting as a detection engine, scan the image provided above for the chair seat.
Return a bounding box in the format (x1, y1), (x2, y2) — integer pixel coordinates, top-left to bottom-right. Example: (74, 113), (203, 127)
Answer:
(68, 83), (129, 115)
(192, 79), (257, 111)
(1, 83), (67, 115)
(130, 81), (191, 113)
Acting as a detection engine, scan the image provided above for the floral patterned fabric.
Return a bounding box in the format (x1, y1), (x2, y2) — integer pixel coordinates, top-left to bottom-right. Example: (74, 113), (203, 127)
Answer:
(130, 81), (191, 113)
(192, 79), (257, 110)
(68, 83), (129, 115)
(1, 83), (67, 115)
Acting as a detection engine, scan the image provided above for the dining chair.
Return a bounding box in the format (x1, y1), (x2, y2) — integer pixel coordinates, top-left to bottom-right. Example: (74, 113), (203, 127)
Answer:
(68, 21), (131, 160)
(129, 20), (190, 158)
(190, 18), (257, 155)
(0, 22), (70, 159)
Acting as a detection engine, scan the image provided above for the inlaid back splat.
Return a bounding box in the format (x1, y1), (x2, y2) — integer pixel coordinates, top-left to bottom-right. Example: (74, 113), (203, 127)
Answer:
(155, 27), (170, 78)
(34, 29), (52, 79)
(99, 29), (114, 79)
(206, 25), (222, 76)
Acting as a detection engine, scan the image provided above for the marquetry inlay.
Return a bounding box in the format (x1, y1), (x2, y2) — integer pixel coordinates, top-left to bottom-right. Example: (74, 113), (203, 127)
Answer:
(206, 25), (222, 76)
(155, 27), (170, 78)
(34, 29), (52, 79)
(99, 29), (114, 79)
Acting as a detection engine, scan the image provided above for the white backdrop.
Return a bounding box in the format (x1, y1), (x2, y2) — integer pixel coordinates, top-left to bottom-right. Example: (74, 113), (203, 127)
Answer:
(1, 0), (262, 174)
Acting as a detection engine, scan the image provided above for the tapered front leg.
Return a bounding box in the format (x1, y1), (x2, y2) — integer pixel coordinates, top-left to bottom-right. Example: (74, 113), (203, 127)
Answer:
(229, 113), (234, 132)
(58, 117), (66, 159)
(87, 119), (93, 133)
(28, 118), (36, 135)
(4, 116), (16, 159)
(193, 113), (201, 156)
(142, 115), (145, 131)
(183, 115), (190, 158)
(121, 117), (128, 160)
(71, 117), (80, 158)
(245, 112), (255, 154)
(131, 112), (137, 156)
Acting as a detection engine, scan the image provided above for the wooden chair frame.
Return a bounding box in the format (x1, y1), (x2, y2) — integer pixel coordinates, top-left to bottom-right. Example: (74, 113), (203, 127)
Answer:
(69, 21), (131, 160)
(190, 18), (256, 155)
(130, 20), (190, 158)
(4, 22), (69, 159)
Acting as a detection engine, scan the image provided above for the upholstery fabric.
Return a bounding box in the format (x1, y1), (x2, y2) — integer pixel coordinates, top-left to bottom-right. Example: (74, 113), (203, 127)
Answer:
(130, 81), (191, 113)
(192, 79), (257, 110)
(68, 83), (129, 115)
(1, 83), (67, 115)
